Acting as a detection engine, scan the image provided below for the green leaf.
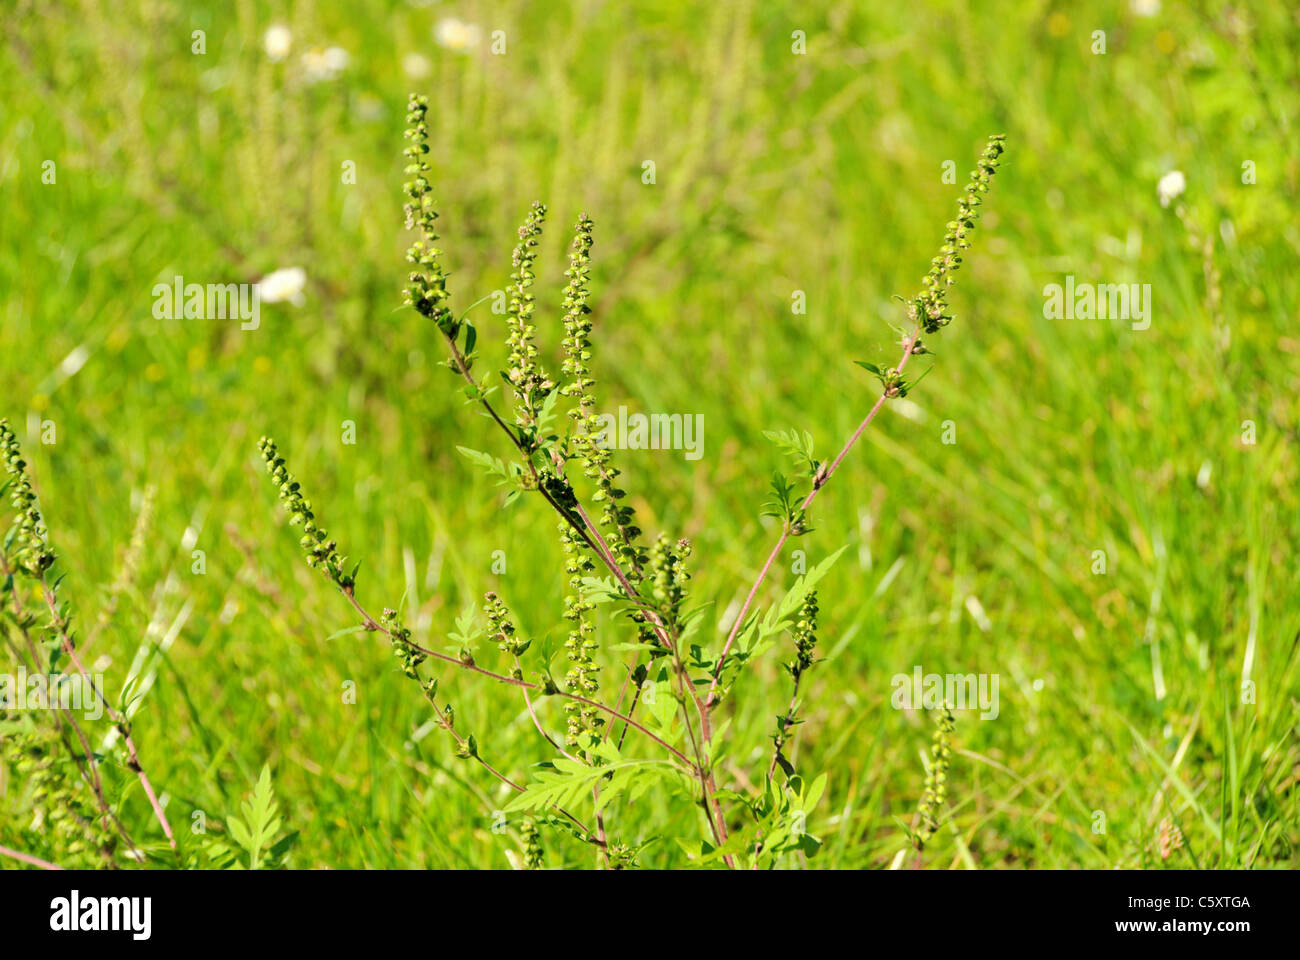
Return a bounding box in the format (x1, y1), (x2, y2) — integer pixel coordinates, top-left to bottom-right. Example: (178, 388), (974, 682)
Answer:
(763, 428), (818, 475)
(504, 744), (690, 816)
(761, 472), (796, 520)
(906, 364), (934, 392)
(455, 446), (514, 485)
(224, 764), (292, 870)
(535, 388), (560, 437)
(722, 546), (848, 685)
(796, 772), (828, 813)
(448, 602), (483, 649)
(324, 625), (370, 642)
(227, 816), (252, 851)
(761, 546), (848, 637)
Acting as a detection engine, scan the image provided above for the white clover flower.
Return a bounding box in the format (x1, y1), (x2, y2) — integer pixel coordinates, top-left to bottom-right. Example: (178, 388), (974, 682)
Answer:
(302, 46), (349, 83)
(1131, 0), (1161, 17)
(264, 24), (292, 62)
(257, 267), (307, 305)
(1157, 169), (1186, 208)
(403, 52), (432, 78)
(435, 17), (482, 53)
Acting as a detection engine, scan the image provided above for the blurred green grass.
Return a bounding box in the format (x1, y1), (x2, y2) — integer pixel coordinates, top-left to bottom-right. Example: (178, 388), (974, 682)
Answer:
(1, 0), (1297, 868)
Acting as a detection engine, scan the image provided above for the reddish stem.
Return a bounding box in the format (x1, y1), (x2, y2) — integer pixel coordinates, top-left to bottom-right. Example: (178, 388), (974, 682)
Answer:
(39, 576), (177, 852)
(708, 334), (917, 704)
(0, 844), (64, 870)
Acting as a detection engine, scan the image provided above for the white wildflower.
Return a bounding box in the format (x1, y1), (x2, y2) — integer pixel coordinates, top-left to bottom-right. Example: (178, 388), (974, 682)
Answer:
(264, 24), (292, 62)
(257, 267), (307, 306)
(1157, 170), (1186, 208)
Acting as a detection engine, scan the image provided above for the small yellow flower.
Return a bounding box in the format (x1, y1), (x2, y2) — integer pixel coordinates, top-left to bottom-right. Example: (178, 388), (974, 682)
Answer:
(106, 325), (130, 353)
(145, 363), (165, 382)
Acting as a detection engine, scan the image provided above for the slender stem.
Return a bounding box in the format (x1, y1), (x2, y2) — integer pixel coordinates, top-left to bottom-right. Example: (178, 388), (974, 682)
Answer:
(616, 682), (643, 751)
(514, 656), (577, 761)
(516, 662), (604, 863)
(422, 687), (599, 843)
(0, 844), (64, 870)
(675, 671), (722, 850)
(339, 585), (697, 770)
(438, 324), (733, 854)
(699, 331), (920, 868)
(593, 789), (610, 868)
(664, 637), (733, 865)
(707, 522), (793, 704)
(475, 756), (523, 793)
(0, 580), (133, 861)
(447, 333), (678, 652)
(1, 565), (105, 807)
(565, 475), (729, 860)
(37, 575), (177, 851)
(708, 334), (917, 703)
(767, 675), (804, 782)
(565, 690), (692, 768)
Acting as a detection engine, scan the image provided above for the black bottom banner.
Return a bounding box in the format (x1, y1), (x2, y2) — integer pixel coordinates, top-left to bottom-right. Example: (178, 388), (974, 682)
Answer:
(0, 867), (1278, 946)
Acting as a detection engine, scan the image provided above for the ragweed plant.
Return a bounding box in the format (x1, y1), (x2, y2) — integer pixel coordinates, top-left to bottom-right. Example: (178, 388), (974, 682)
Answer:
(916, 705), (956, 849)
(256, 95), (1006, 869)
(0, 419), (176, 869)
(769, 590), (819, 782)
(887, 703), (956, 870)
(1, 712), (115, 867)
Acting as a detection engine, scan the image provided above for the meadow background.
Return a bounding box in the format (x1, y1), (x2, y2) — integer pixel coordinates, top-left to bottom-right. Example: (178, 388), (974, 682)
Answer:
(1, 0), (1297, 869)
